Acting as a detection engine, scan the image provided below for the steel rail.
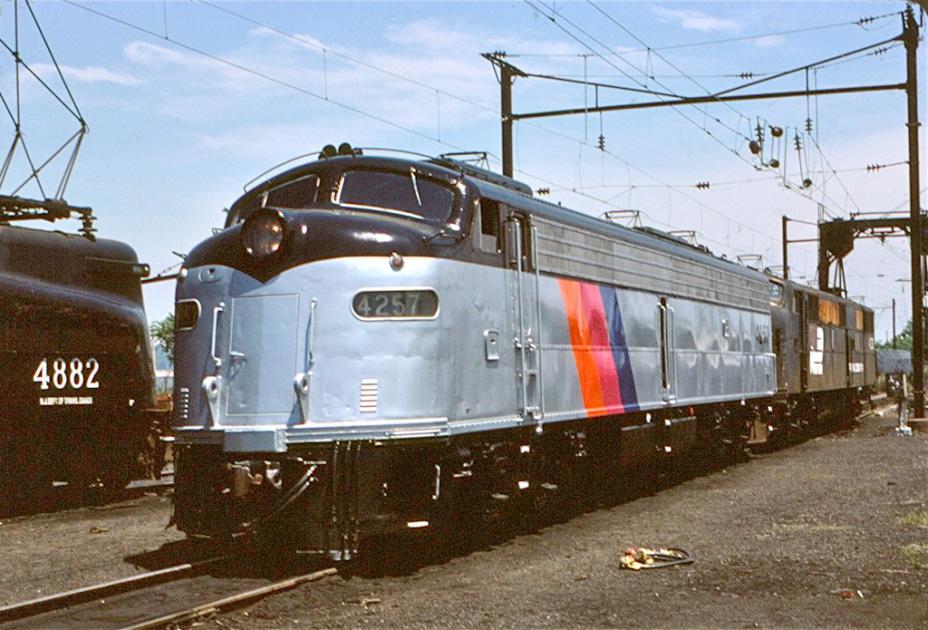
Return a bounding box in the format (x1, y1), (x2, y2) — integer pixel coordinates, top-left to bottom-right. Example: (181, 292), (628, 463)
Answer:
(0, 555), (233, 625)
(118, 567), (338, 630)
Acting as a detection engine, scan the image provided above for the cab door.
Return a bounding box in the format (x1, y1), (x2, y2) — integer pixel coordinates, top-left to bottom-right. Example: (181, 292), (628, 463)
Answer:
(798, 294), (809, 392)
(504, 213), (541, 420)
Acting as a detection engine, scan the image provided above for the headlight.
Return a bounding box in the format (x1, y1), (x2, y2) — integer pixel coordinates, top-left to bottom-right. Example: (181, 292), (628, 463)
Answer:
(241, 210), (286, 258)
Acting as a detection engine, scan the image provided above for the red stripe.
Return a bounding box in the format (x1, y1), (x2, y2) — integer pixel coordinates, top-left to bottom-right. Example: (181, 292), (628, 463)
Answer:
(580, 283), (624, 414)
(558, 279), (605, 412)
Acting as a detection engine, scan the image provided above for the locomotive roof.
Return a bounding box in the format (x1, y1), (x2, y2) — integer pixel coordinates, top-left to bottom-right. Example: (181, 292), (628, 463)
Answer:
(778, 276), (873, 313)
(238, 153), (768, 286)
(462, 167), (770, 285)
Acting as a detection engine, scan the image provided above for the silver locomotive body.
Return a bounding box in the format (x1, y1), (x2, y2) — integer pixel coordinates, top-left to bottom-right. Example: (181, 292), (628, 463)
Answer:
(172, 153), (775, 556)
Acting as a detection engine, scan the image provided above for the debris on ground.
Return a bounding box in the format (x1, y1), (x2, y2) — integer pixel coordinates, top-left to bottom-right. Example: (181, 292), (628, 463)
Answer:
(620, 547), (694, 570)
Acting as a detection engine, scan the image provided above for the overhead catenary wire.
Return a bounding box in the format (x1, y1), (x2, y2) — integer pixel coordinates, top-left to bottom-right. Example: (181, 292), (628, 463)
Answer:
(523, 0), (759, 167)
(61, 0), (468, 150)
(580, 0), (911, 266)
(61, 0), (849, 266)
(74, 0), (777, 259)
(507, 11), (900, 56)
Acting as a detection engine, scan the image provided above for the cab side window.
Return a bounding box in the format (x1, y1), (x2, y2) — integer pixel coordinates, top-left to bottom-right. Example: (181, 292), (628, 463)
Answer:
(474, 199), (501, 253)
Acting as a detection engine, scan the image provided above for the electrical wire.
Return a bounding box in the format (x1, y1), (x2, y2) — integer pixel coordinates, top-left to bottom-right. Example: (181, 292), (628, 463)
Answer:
(62, 0), (841, 263)
(61, 0), (470, 150)
(580, 2), (911, 271)
(194, 0), (503, 120)
(524, 0), (758, 167)
(77, 0), (777, 258)
(507, 11), (900, 56)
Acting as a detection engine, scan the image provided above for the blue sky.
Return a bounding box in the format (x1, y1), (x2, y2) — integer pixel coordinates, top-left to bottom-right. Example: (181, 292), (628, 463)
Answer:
(1, 0), (923, 341)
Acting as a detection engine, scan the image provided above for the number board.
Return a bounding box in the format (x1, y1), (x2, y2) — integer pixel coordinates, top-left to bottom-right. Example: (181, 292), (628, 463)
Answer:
(8, 354), (110, 407)
(352, 290), (439, 320)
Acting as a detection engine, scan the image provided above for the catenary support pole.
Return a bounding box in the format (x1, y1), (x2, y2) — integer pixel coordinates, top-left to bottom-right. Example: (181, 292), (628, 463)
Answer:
(501, 62), (514, 178)
(904, 7), (924, 420)
(782, 216), (789, 280)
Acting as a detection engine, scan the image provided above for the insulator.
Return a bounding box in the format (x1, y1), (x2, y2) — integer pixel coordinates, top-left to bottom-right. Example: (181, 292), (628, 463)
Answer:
(536, 187), (550, 196)
(769, 158), (780, 169)
(749, 140), (762, 155)
(770, 126), (783, 138)
(695, 181), (710, 190)
(597, 134), (606, 151)
(805, 118), (813, 133)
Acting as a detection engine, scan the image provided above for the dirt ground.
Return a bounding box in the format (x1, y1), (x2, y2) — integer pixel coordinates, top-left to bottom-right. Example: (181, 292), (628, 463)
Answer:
(0, 405), (925, 628)
(227, 406), (928, 629)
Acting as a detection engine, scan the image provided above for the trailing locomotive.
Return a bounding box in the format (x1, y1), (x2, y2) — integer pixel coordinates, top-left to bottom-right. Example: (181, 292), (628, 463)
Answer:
(769, 278), (875, 433)
(0, 196), (158, 512)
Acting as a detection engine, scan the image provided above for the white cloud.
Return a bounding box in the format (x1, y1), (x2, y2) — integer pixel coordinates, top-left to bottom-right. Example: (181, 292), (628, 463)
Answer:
(31, 62), (141, 86)
(386, 19), (477, 49)
(755, 35), (786, 48)
(652, 7), (741, 33)
(248, 27), (329, 53)
(124, 41), (225, 74)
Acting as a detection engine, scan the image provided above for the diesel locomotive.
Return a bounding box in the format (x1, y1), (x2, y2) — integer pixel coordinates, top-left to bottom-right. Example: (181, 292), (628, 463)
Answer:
(0, 196), (158, 512)
(171, 147), (874, 559)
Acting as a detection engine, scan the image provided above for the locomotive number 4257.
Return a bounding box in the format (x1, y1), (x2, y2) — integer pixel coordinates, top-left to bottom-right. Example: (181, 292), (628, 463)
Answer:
(32, 357), (101, 390)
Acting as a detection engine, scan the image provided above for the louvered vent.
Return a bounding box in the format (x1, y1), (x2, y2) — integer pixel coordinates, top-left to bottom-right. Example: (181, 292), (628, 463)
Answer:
(176, 387), (190, 422)
(359, 379), (378, 414)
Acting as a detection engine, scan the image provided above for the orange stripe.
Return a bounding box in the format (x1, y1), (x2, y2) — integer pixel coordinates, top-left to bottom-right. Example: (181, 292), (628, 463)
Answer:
(557, 279), (605, 412)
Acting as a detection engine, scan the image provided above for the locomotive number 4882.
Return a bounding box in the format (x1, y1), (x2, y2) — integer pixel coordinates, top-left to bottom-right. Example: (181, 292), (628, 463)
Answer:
(32, 357), (101, 391)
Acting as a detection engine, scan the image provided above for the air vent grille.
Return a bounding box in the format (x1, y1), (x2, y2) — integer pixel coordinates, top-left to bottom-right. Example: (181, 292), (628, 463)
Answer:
(359, 379), (378, 414)
(176, 387), (190, 422)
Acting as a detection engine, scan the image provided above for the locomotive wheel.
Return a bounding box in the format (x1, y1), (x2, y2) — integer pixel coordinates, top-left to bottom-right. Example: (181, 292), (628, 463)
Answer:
(97, 455), (135, 503)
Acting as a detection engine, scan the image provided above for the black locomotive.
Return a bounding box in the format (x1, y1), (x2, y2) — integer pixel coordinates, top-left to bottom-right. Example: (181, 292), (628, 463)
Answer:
(0, 196), (158, 512)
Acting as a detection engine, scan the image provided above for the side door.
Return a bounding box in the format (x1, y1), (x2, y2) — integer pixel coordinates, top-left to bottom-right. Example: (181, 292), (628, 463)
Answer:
(504, 212), (541, 420)
(658, 297), (676, 403)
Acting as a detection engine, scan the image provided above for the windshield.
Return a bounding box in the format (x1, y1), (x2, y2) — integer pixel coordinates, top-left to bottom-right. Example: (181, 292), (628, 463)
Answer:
(337, 169), (454, 223)
(264, 174), (319, 209)
(227, 174), (319, 225)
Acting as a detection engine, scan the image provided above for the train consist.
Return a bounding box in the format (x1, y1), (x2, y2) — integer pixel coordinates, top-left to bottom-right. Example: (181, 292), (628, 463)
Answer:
(170, 147), (875, 558)
(0, 196), (158, 512)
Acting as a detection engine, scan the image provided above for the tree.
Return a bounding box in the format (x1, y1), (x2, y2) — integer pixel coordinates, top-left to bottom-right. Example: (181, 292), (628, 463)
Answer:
(150, 313), (176, 363)
(877, 319), (913, 351)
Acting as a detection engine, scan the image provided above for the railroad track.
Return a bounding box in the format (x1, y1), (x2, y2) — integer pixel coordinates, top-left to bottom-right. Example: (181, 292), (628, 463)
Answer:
(0, 554), (336, 629)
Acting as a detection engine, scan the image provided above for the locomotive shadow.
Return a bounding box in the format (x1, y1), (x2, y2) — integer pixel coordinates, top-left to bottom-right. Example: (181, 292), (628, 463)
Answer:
(350, 450), (737, 579)
(125, 538), (331, 580)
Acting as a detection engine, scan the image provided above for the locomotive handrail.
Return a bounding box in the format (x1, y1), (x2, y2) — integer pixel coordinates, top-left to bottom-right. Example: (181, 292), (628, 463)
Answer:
(210, 303), (225, 368)
(241, 147), (435, 192)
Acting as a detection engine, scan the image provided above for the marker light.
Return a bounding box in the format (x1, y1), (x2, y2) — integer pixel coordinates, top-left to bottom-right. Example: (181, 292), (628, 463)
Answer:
(241, 209), (285, 258)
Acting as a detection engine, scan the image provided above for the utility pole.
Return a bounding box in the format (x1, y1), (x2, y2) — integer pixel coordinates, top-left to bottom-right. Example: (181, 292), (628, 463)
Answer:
(482, 53), (522, 178)
(903, 7), (925, 421)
